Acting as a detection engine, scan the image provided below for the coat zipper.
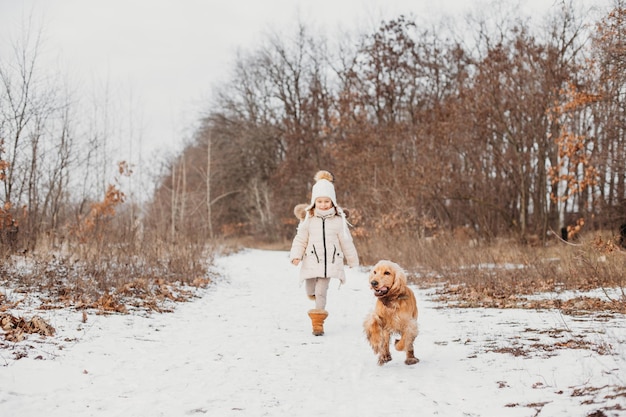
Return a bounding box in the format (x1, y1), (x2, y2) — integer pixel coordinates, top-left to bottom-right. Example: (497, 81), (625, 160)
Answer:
(322, 217), (327, 277)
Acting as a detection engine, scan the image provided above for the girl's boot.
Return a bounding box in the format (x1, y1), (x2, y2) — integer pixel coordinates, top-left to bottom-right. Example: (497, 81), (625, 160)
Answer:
(307, 309), (328, 336)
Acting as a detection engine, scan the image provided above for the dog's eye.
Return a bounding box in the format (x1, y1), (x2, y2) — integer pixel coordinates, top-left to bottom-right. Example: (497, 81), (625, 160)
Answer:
(384, 271), (391, 275)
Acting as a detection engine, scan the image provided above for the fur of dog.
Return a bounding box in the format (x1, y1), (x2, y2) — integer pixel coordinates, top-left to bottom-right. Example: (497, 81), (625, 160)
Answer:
(363, 260), (419, 366)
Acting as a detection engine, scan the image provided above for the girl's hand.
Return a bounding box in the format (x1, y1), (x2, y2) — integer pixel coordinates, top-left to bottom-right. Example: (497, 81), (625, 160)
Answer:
(291, 259), (300, 266)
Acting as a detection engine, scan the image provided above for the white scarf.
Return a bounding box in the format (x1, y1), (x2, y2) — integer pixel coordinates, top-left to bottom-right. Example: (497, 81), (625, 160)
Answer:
(303, 206), (350, 237)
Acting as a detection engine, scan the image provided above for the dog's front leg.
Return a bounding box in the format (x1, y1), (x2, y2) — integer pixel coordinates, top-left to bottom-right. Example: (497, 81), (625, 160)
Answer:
(364, 315), (392, 365)
(404, 347), (419, 365)
(394, 337), (419, 364)
(377, 328), (392, 365)
(396, 321), (419, 365)
(364, 315), (382, 354)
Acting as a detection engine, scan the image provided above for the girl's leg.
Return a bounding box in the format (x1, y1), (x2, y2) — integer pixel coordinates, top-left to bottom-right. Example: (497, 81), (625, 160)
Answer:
(314, 278), (331, 310)
(305, 278), (316, 300)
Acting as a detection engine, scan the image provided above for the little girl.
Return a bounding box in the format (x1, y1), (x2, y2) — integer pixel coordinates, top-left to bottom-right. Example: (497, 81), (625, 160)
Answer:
(290, 170), (359, 336)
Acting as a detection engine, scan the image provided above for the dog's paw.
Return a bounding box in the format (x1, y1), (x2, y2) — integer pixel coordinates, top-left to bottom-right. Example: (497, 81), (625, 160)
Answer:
(377, 354), (392, 366)
(405, 357), (419, 365)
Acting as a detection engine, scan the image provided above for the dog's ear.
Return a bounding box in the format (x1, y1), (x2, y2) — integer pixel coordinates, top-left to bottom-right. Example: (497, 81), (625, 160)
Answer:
(390, 262), (408, 288)
(294, 203), (308, 221)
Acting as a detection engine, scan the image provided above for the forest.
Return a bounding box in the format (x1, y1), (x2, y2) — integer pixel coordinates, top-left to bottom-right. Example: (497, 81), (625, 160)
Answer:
(1, 1), (625, 312)
(152, 2), (626, 249)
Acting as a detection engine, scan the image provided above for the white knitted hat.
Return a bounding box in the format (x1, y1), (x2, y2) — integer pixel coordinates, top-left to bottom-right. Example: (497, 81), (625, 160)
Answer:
(302, 170), (350, 236)
(309, 170), (337, 208)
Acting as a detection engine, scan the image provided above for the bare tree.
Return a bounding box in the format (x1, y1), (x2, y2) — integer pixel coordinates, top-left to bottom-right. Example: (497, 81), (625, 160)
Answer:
(588, 1), (626, 226)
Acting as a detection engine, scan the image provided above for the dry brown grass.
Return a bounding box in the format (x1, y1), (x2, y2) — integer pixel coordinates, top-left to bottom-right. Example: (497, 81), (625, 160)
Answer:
(4, 226), (625, 316)
(357, 230), (626, 314)
(229, 236), (292, 251)
(0, 231), (217, 314)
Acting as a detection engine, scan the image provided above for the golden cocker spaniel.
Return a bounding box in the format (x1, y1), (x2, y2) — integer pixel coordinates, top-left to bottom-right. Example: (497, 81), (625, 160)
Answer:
(364, 260), (419, 365)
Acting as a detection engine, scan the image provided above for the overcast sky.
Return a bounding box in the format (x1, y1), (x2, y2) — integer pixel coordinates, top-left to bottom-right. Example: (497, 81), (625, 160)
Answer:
(0, 0), (605, 166)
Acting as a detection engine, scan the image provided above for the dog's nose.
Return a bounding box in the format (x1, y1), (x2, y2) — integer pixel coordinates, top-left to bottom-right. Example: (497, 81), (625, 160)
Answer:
(370, 280), (378, 287)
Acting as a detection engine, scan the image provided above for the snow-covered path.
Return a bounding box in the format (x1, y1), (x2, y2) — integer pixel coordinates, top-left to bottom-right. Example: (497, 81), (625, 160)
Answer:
(1, 249), (625, 416)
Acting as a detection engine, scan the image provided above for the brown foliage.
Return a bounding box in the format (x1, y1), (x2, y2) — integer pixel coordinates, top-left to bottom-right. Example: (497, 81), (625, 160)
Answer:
(71, 183), (125, 243)
(547, 82), (600, 204)
(0, 313), (55, 342)
(402, 231), (626, 314)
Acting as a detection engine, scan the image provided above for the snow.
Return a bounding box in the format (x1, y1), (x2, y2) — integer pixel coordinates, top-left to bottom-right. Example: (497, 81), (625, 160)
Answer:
(1, 248), (625, 416)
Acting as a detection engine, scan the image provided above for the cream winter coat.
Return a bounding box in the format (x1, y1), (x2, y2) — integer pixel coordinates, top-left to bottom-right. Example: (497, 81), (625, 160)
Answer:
(289, 207), (359, 283)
